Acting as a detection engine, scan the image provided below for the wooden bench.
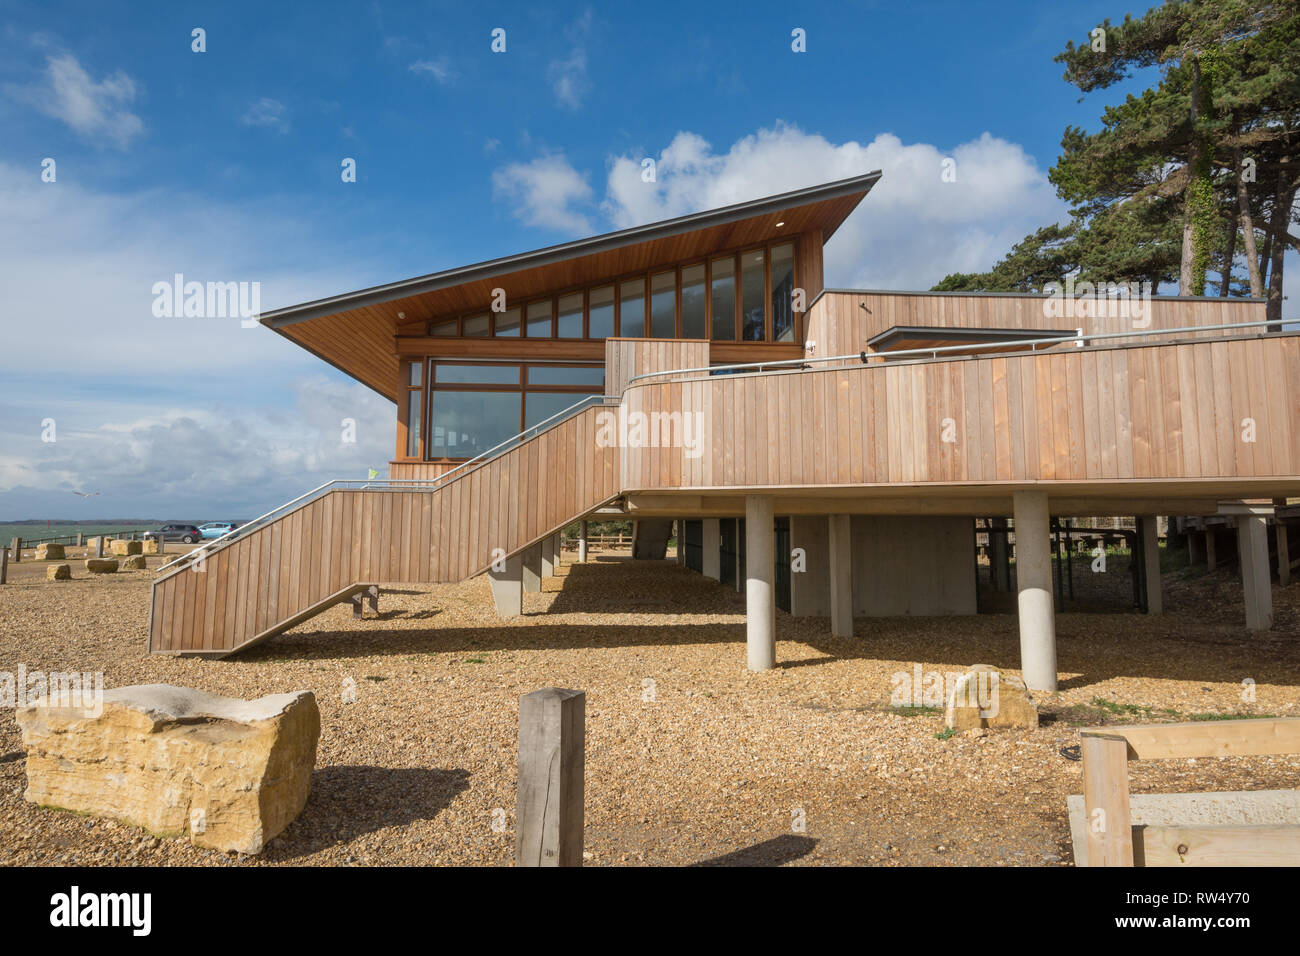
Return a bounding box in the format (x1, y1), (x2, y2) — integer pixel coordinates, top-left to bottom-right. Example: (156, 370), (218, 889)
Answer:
(1079, 717), (1300, 866)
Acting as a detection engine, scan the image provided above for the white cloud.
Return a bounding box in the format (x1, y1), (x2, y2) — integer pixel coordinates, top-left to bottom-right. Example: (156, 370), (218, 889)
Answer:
(548, 48), (588, 110)
(602, 124), (1068, 290)
(241, 97), (289, 132)
(5, 53), (143, 149)
(492, 154), (594, 233)
(547, 10), (593, 109)
(409, 58), (453, 83)
(0, 378), (393, 517)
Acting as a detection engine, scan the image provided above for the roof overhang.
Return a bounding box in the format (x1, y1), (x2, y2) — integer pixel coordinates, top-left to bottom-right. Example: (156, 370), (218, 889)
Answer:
(262, 172), (882, 401)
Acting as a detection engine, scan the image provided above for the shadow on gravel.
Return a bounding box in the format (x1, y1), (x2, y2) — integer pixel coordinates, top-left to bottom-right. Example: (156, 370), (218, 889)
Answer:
(692, 834), (818, 867)
(264, 766), (470, 861)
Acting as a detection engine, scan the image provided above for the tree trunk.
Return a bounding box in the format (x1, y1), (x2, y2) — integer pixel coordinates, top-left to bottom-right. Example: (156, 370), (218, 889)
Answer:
(1265, 158), (1293, 329)
(1235, 145), (1263, 297)
(1219, 212), (1236, 297)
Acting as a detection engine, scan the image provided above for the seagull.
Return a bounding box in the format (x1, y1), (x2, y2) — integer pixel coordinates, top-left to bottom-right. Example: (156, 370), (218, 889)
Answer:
(71, 491), (100, 498)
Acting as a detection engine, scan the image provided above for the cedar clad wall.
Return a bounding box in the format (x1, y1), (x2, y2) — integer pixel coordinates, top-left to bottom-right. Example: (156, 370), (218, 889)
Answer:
(806, 291), (1267, 362)
(606, 338), (711, 395)
(620, 335), (1300, 490)
(149, 404), (619, 654)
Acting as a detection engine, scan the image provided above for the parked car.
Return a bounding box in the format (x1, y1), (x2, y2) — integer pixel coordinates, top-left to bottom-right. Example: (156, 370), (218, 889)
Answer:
(144, 523), (203, 544)
(198, 522), (239, 540)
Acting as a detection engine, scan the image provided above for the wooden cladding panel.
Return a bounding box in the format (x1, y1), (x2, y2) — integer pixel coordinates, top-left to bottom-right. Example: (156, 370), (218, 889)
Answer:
(620, 336), (1300, 490)
(805, 291), (1266, 364)
(150, 405), (619, 654)
(605, 338), (711, 396)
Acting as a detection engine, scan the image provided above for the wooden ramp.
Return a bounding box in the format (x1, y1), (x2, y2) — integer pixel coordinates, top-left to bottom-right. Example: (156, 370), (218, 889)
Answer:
(148, 403), (619, 657)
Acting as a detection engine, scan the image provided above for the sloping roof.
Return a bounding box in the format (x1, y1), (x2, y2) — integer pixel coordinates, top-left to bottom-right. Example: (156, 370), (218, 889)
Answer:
(262, 172), (882, 400)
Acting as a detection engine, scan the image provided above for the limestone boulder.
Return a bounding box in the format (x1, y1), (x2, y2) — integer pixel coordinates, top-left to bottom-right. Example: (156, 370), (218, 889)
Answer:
(142, 537), (161, 555)
(35, 543), (65, 560)
(110, 539), (142, 556)
(84, 558), (119, 574)
(944, 664), (1038, 731)
(122, 555), (146, 570)
(17, 684), (319, 855)
(46, 563), (71, 581)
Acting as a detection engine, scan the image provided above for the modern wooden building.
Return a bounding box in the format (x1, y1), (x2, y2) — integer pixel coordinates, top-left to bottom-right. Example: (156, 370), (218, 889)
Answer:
(148, 173), (1300, 689)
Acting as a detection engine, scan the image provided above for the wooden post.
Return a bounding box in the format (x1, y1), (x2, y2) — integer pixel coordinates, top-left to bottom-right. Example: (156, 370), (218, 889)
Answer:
(1275, 499), (1290, 588)
(1205, 529), (1217, 571)
(95, 536), (105, 558)
(9, 537), (20, 564)
(1, 544), (8, 585)
(516, 688), (585, 867)
(76, 532), (84, 547)
(1081, 733), (1134, 867)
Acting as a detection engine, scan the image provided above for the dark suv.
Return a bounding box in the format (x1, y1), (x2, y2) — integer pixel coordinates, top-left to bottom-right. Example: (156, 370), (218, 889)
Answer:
(144, 523), (203, 544)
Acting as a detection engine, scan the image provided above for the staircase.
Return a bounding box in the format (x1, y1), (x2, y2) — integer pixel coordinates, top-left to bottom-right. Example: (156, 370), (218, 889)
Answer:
(148, 398), (619, 657)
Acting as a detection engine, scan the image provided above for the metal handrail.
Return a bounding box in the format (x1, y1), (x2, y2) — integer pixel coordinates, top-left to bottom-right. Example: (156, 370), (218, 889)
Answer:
(624, 318), (1291, 387)
(153, 393), (618, 576)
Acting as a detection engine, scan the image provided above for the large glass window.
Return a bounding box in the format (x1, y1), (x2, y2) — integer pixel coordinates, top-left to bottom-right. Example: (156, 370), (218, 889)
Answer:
(557, 292), (584, 338)
(588, 285), (615, 338)
(711, 255), (736, 340)
(429, 392), (521, 459)
(462, 313), (490, 337)
(770, 243), (795, 342)
(527, 365), (605, 386)
(649, 271), (676, 338)
(740, 249), (766, 341)
(681, 264), (706, 338)
(435, 364), (521, 385)
(429, 318), (458, 336)
(619, 279), (645, 336)
(494, 306), (521, 337)
(525, 391), (585, 429)
(526, 300), (553, 337)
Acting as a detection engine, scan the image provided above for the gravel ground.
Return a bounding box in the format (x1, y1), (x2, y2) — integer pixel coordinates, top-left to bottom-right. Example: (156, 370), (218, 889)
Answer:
(0, 547), (1297, 867)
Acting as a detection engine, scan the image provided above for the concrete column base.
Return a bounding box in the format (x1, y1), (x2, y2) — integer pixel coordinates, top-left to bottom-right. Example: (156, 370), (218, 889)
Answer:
(578, 521), (588, 563)
(1239, 515), (1272, 630)
(1013, 491), (1057, 691)
(702, 519), (721, 581)
(828, 514), (853, 638)
(1140, 515), (1162, 614)
(522, 544), (542, 593)
(745, 496), (775, 671)
(489, 554), (523, 617)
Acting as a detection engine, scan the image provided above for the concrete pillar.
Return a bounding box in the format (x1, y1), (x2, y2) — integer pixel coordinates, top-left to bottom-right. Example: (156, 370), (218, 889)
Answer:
(1205, 529), (1217, 571)
(788, 516), (829, 617)
(828, 514), (853, 638)
(522, 543), (542, 593)
(1140, 515), (1162, 614)
(489, 553), (523, 617)
(554, 533), (563, 569)
(540, 538), (556, 577)
(1013, 491), (1057, 691)
(990, 517), (1010, 591)
(702, 519), (721, 580)
(745, 496), (775, 671)
(578, 521), (588, 563)
(1239, 515), (1272, 630)
(1274, 500), (1290, 588)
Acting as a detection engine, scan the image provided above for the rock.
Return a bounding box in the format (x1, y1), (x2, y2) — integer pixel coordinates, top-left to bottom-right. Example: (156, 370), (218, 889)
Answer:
(142, 538), (161, 555)
(964, 726), (988, 738)
(35, 543), (65, 560)
(944, 664), (1038, 731)
(46, 564), (71, 581)
(121, 555), (146, 570)
(17, 684), (320, 855)
(84, 559), (119, 574)
(110, 539), (142, 556)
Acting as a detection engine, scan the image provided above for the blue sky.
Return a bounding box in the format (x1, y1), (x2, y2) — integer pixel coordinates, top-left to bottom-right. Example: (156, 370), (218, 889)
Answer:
(0, 0), (1294, 519)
